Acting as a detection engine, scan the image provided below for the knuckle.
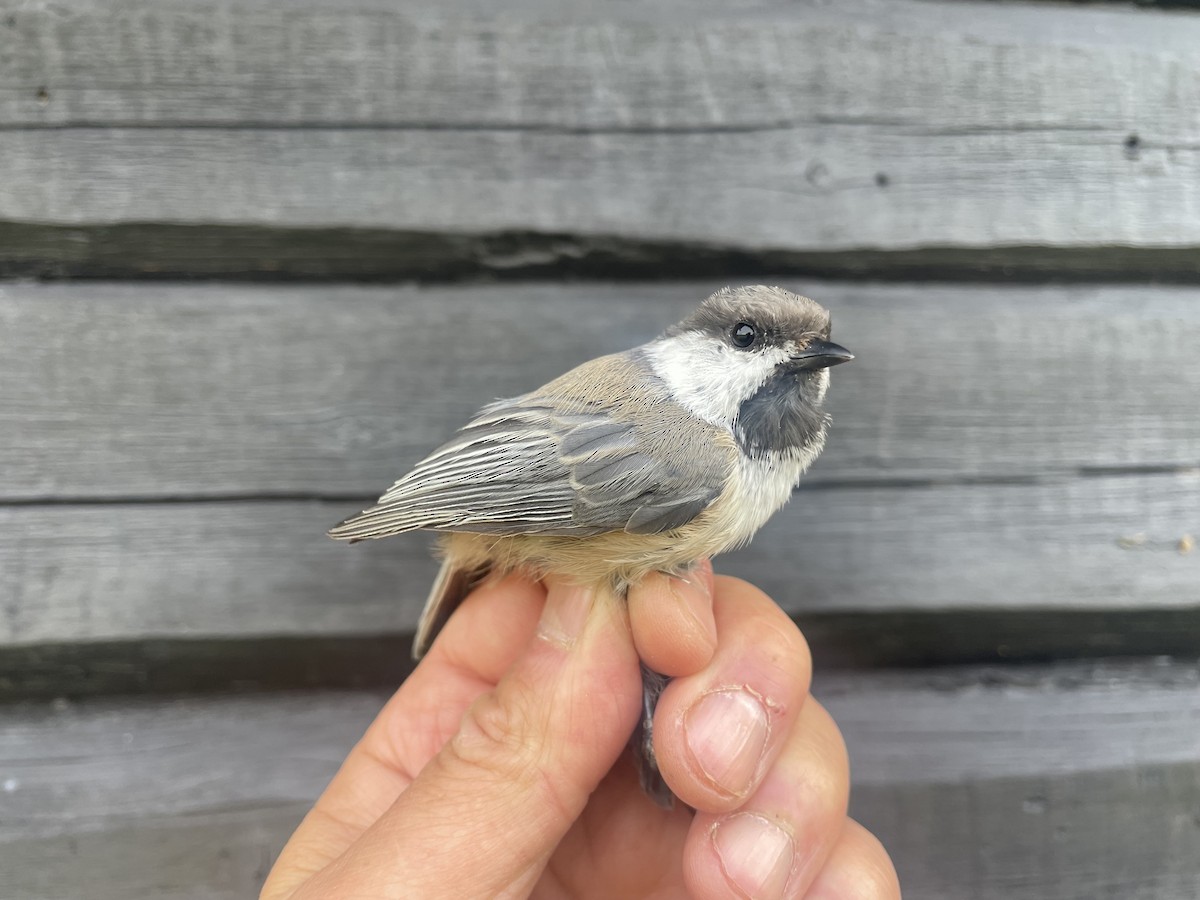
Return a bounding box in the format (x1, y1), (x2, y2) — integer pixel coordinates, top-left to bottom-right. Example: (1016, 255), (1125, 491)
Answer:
(842, 823), (903, 899)
(771, 607), (811, 663)
(757, 616), (813, 682)
(851, 858), (903, 900)
(808, 762), (851, 821)
(789, 769), (850, 843)
(455, 690), (535, 765)
(808, 700), (850, 780)
(444, 688), (577, 823)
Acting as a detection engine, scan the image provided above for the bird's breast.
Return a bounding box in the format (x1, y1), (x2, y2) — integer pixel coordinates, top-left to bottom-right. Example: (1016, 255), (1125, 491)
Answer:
(700, 445), (818, 553)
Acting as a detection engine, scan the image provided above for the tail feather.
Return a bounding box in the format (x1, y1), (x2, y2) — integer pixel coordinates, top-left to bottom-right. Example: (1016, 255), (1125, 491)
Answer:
(633, 663), (676, 809)
(413, 558), (491, 658)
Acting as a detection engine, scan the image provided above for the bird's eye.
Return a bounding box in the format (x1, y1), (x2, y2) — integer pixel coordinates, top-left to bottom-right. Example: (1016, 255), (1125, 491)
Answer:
(731, 322), (757, 348)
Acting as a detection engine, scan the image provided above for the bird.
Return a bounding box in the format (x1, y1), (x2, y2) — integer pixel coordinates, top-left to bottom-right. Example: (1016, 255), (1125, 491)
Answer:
(329, 285), (853, 807)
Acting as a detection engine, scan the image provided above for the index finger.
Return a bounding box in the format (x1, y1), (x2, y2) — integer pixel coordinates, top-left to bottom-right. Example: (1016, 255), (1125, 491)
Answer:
(261, 573), (547, 899)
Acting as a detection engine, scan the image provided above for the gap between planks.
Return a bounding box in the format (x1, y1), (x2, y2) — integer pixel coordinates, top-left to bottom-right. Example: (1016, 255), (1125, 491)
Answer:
(6, 224), (1200, 283)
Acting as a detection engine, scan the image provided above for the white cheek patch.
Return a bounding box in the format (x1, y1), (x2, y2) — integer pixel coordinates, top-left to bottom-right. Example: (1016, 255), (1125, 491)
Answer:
(645, 331), (783, 427)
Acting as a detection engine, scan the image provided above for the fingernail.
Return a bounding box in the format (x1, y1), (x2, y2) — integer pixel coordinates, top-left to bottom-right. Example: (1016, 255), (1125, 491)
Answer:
(712, 813), (795, 899)
(684, 688), (770, 796)
(537, 583), (593, 648)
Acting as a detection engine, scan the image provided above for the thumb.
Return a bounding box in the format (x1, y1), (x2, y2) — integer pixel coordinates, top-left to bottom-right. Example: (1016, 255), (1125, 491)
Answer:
(295, 580), (643, 900)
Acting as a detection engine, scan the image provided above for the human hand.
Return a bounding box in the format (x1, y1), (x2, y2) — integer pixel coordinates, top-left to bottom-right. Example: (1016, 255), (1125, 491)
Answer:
(261, 565), (899, 899)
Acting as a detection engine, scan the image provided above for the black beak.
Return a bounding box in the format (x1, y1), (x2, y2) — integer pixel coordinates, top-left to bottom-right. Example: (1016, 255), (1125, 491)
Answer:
(789, 339), (855, 370)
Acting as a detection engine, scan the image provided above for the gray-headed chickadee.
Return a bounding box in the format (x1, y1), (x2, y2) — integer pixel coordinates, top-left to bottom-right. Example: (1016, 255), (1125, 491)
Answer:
(330, 285), (852, 807)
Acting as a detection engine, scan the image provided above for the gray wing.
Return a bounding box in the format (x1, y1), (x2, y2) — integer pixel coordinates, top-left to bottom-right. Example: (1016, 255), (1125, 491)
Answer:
(327, 395), (730, 541)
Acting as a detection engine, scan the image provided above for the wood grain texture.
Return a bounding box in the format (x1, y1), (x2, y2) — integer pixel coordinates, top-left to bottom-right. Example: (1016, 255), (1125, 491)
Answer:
(5, 281), (1200, 499)
(4, 470), (1198, 655)
(1, 123), (1191, 262)
(6, 0), (1198, 130)
(7, 608), (1200, 698)
(5, 280), (1198, 668)
(3, 0), (1200, 276)
(9, 224), (1200, 283)
(2, 661), (1197, 899)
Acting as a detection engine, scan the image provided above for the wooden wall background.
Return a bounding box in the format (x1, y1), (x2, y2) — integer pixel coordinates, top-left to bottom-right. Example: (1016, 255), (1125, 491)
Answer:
(3, 0), (1199, 896)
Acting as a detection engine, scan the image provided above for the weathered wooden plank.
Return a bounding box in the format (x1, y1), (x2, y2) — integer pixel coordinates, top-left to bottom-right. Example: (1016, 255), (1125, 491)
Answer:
(3, 470), (1197, 667)
(5, 0), (1198, 131)
(9, 223), (1200, 283)
(2, 124), (1195, 273)
(3, 0), (1200, 276)
(0, 806), (303, 900)
(2, 662), (1197, 899)
(856, 763), (1200, 900)
(5, 281), (1200, 499)
(9, 606), (1200, 699)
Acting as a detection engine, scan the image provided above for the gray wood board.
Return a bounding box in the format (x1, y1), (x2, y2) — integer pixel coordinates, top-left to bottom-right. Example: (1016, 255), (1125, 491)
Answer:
(4, 0), (1200, 276)
(10, 224), (1200, 283)
(5, 281), (1200, 499)
(2, 126), (1192, 275)
(4, 472), (1198, 657)
(2, 661), (1198, 899)
(7, 0), (1198, 131)
(11, 605), (1200, 698)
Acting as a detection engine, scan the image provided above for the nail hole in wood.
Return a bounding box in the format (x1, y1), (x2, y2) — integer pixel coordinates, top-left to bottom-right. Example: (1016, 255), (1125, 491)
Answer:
(1124, 133), (1141, 159)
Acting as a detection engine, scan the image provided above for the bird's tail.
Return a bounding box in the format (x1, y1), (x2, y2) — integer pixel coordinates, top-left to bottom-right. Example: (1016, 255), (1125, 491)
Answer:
(633, 662), (676, 809)
(413, 557), (491, 659)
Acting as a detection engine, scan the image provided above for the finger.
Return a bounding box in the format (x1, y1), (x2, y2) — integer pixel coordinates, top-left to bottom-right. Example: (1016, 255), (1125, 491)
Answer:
(804, 820), (902, 900)
(628, 560), (718, 677)
(425, 570), (548, 684)
(290, 578), (643, 900)
(261, 572), (546, 900)
(652, 575), (813, 810)
(684, 699), (851, 900)
(381, 570), (549, 766)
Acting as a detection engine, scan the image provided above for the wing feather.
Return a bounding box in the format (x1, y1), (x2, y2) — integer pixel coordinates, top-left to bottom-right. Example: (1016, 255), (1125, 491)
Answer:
(328, 357), (731, 542)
